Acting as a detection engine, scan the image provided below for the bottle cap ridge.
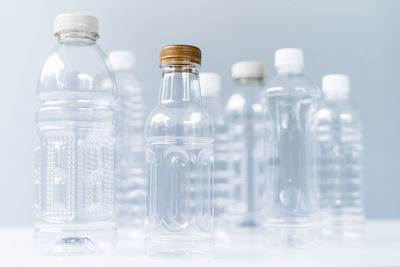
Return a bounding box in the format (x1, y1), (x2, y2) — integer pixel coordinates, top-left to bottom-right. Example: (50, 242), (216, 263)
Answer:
(231, 61), (267, 80)
(160, 45), (201, 65)
(54, 13), (99, 36)
(274, 48), (304, 71)
(200, 72), (221, 97)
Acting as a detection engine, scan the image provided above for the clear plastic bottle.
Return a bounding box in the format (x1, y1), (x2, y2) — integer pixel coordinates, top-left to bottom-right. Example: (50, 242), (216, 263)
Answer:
(261, 48), (321, 247)
(109, 51), (146, 234)
(145, 45), (214, 257)
(225, 61), (267, 230)
(315, 74), (364, 241)
(35, 13), (117, 254)
(199, 72), (230, 235)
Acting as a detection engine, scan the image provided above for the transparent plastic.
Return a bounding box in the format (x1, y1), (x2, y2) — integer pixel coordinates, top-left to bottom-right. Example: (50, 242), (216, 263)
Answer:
(261, 67), (321, 247)
(315, 98), (364, 241)
(202, 94), (230, 235)
(35, 31), (117, 254)
(112, 58), (146, 234)
(225, 78), (265, 230)
(144, 63), (215, 257)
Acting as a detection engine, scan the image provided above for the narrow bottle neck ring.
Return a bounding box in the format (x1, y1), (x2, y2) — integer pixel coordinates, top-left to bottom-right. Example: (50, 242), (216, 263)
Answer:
(55, 31), (98, 46)
(161, 63), (199, 74)
(234, 77), (264, 85)
(276, 64), (303, 74)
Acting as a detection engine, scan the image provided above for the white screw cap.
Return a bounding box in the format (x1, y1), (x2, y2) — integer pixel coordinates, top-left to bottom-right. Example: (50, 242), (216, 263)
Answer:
(322, 74), (350, 100)
(200, 72), (221, 97)
(231, 61), (267, 80)
(109, 50), (136, 71)
(274, 48), (304, 73)
(54, 13), (99, 35)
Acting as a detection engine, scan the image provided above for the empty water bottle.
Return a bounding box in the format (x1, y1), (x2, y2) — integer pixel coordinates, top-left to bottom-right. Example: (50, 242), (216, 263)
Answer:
(200, 72), (230, 235)
(109, 51), (146, 234)
(145, 45), (214, 257)
(226, 61), (267, 230)
(316, 74), (364, 241)
(262, 48), (321, 247)
(35, 13), (117, 254)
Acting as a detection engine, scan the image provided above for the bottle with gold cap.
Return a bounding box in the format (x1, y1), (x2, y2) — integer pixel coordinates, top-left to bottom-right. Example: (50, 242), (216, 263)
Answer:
(145, 45), (215, 257)
(226, 61), (267, 233)
(35, 13), (117, 254)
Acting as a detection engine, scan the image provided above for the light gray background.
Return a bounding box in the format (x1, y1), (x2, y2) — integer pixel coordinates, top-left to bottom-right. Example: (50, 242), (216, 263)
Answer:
(0, 0), (398, 226)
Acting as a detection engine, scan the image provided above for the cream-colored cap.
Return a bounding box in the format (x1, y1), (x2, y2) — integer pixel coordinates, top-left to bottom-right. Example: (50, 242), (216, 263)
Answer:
(54, 13), (99, 35)
(231, 61), (267, 80)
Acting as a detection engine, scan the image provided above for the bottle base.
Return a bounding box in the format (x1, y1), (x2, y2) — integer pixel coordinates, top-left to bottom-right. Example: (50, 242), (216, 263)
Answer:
(34, 223), (117, 255)
(264, 223), (321, 248)
(145, 235), (214, 259)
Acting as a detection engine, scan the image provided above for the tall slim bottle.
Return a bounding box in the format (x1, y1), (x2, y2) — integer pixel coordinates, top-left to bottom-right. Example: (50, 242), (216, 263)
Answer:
(35, 13), (117, 254)
(262, 48), (321, 247)
(109, 51), (146, 235)
(226, 61), (267, 231)
(200, 73), (230, 236)
(316, 74), (364, 241)
(145, 45), (214, 257)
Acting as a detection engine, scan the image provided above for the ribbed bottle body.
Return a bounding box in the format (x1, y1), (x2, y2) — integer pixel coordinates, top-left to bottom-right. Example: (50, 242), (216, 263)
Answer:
(262, 72), (321, 247)
(145, 63), (214, 257)
(226, 82), (265, 229)
(315, 100), (364, 240)
(35, 40), (117, 254)
(114, 71), (146, 230)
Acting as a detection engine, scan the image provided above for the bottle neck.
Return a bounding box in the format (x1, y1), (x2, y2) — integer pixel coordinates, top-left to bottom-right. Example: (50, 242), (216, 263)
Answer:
(234, 77), (264, 97)
(324, 93), (349, 101)
(56, 31), (98, 46)
(159, 63), (202, 106)
(276, 64), (303, 75)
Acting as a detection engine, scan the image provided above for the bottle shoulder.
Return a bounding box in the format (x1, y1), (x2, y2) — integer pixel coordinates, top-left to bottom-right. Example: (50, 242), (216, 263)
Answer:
(315, 100), (362, 127)
(145, 104), (215, 138)
(225, 93), (264, 120)
(263, 73), (321, 98)
(38, 43), (116, 100)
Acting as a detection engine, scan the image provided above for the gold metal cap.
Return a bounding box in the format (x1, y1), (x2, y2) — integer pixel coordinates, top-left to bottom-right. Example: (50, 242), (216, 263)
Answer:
(160, 44), (201, 65)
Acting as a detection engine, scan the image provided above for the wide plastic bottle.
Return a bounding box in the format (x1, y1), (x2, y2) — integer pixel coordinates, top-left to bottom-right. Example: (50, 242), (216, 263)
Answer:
(199, 72), (230, 235)
(35, 13), (117, 254)
(262, 48), (321, 247)
(225, 61), (267, 230)
(109, 51), (146, 234)
(145, 45), (214, 257)
(315, 74), (364, 241)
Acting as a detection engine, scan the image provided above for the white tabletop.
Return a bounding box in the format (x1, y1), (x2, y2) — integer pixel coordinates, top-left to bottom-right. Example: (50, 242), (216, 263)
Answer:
(1, 220), (399, 267)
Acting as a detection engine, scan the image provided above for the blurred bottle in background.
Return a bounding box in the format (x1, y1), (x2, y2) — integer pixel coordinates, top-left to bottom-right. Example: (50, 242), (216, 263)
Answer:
(109, 51), (146, 237)
(35, 13), (117, 254)
(262, 48), (321, 247)
(200, 72), (230, 239)
(226, 61), (267, 233)
(315, 74), (364, 241)
(145, 45), (215, 257)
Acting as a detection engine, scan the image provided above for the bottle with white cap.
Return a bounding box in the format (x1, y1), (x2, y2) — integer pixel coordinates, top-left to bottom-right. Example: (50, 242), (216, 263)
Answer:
(200, 72), (230, 236)
(109, 50), (146, 235)
(226, 61), (267, 231)
(261, 48), (321, 247)
(316, 74), (364, 241)
(35, 13), (117, 254)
